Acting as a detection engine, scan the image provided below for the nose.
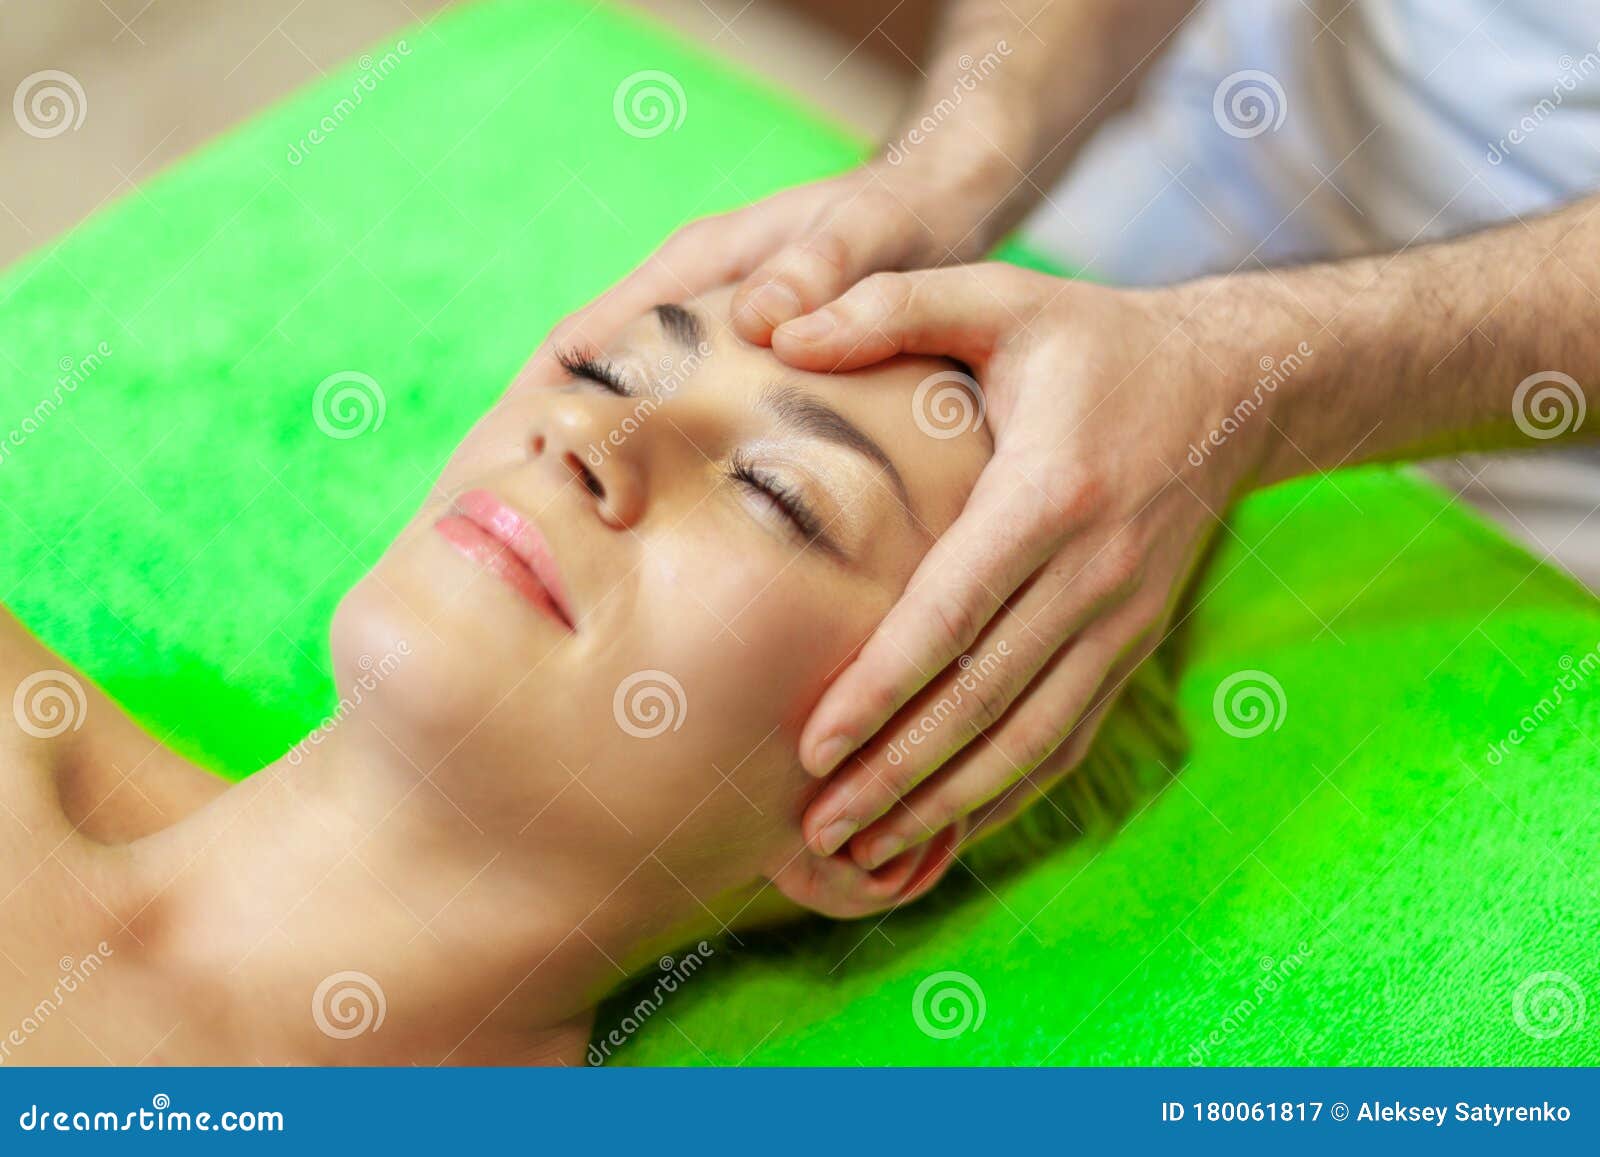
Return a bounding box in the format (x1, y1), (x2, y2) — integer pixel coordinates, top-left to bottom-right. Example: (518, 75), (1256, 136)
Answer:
(527, 393), (647, 529)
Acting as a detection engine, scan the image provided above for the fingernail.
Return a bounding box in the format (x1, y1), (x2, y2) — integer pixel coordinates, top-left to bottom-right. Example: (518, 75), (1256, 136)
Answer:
(816, 818), (858, 857)
(809, 736), (852, 778)
(741, 283), (801, 328)
(865, 835), (906, 870)
(777, 309), (836, 342)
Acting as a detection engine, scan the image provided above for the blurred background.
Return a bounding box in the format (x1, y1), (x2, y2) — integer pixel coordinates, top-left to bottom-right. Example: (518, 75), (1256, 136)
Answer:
(0, 0), (921, 270)
(3, 0), (1596, 588)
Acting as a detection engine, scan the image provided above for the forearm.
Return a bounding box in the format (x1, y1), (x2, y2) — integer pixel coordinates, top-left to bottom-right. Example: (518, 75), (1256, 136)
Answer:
(884, 0), (1198, 249)
(1186, 193), (1600, 489)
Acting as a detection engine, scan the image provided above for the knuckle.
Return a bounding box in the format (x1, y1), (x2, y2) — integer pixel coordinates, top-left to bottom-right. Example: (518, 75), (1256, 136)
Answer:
(1094, 541), (1148, 599)
(1047, 467), (1106, 523)
(1018, 464), (1100, 538)
(851, 270), (910, 318)
(796, 230), (852, 280)
(676, 212), (727, 243)
(660, 213), (739, 280)
(857, 670), (908, 729)
(1007, 718), (1067, 772)
(857, 652), (921, 723)
(643, 247), (693, 286)
(959, 669), (1014, 734)
(655, 223), (705, 263)
(766, 237), (849, 300)
(927, 595), (982, 655)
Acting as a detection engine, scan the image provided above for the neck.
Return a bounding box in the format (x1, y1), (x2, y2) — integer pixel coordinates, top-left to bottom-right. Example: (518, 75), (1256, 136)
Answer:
(113, 719), (720, 1066)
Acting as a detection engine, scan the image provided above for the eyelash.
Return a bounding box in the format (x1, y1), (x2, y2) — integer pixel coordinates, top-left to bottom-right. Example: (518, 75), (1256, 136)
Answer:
(556, 346), (631, 396)
(728, 450), (828, 547)
(557, 346), (830, 552)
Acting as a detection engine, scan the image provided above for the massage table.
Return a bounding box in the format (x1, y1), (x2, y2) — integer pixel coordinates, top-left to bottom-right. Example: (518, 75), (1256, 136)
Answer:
(1, 0), (1595, 1065)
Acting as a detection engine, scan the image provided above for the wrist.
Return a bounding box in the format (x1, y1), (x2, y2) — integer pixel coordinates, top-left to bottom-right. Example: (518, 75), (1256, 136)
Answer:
(1166, 271), (1324, 497)
(871, 89), (1036, 259)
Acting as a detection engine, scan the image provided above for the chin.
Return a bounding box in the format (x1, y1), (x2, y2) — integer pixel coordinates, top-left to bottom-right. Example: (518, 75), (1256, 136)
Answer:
(328, 561), (534, 751)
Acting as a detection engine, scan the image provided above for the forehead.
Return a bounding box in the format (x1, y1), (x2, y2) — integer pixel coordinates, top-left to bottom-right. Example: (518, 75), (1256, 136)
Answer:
(618, 289), (992, 535)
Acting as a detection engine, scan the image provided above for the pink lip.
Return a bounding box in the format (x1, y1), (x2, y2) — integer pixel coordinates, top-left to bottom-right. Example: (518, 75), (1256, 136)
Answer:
(435, 489), (575, 631)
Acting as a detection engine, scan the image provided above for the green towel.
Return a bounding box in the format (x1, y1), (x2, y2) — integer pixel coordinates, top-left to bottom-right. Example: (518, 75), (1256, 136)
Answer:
(1, 0), (1595, 1066)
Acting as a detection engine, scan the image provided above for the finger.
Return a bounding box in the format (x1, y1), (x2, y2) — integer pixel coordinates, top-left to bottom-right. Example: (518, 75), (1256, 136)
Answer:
(767, 822), (962, 919)
(801, 541), (1143, 854)
(770, 263), (1039, 371)
(838, 623), (1125, 869)
(836, 584), (1164, 865)
(799, 459), (1080, 780)
(730, 188), (922, 343)
(964, 634), (1157, 845)
(536, 208), (778, 362)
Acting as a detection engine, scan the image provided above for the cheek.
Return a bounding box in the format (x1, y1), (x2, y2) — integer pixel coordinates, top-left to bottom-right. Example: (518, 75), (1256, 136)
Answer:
(558, 537), (887, 851)
(629, 531), (888, 741)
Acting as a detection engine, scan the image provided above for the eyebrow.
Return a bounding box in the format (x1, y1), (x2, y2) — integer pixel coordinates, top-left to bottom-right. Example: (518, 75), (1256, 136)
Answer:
(759, 383), (913, 515)
(652, 302), (915, 519)
(653, 303), (705, 349)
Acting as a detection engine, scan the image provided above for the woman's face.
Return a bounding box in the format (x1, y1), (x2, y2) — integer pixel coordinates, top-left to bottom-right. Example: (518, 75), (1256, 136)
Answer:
(332, 287), (989, 895)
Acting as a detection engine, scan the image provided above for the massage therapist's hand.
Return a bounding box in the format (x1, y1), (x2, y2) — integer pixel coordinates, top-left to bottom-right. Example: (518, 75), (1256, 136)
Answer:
(527, 155), (1011, 373)
(772, 265), (1266, 866)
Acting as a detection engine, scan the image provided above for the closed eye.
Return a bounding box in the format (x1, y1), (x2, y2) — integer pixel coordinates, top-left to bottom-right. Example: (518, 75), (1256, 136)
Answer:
(728, 450), (838, 557)
(556, 347), (633, 397)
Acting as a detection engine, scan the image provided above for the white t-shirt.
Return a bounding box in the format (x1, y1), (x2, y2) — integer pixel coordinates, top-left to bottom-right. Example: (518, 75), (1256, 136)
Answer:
(1022, 0), (1600, 284)
(1018, 0), (1600, 590)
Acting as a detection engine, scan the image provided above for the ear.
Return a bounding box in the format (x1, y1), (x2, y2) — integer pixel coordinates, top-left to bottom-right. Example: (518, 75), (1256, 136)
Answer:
(765, 821), (965, 920)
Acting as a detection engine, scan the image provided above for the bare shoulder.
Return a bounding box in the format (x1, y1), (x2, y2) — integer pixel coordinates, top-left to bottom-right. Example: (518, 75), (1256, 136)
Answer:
(0, 606), (228, 844)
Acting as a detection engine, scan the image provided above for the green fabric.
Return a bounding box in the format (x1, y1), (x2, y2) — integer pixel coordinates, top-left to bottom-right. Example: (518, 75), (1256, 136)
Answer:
(1, 0), (1595, 1066)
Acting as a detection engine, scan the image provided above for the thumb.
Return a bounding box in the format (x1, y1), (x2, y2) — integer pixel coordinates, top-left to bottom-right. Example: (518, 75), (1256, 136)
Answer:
(769, 263), (1032, 371)
(730, 189), (929, 344)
